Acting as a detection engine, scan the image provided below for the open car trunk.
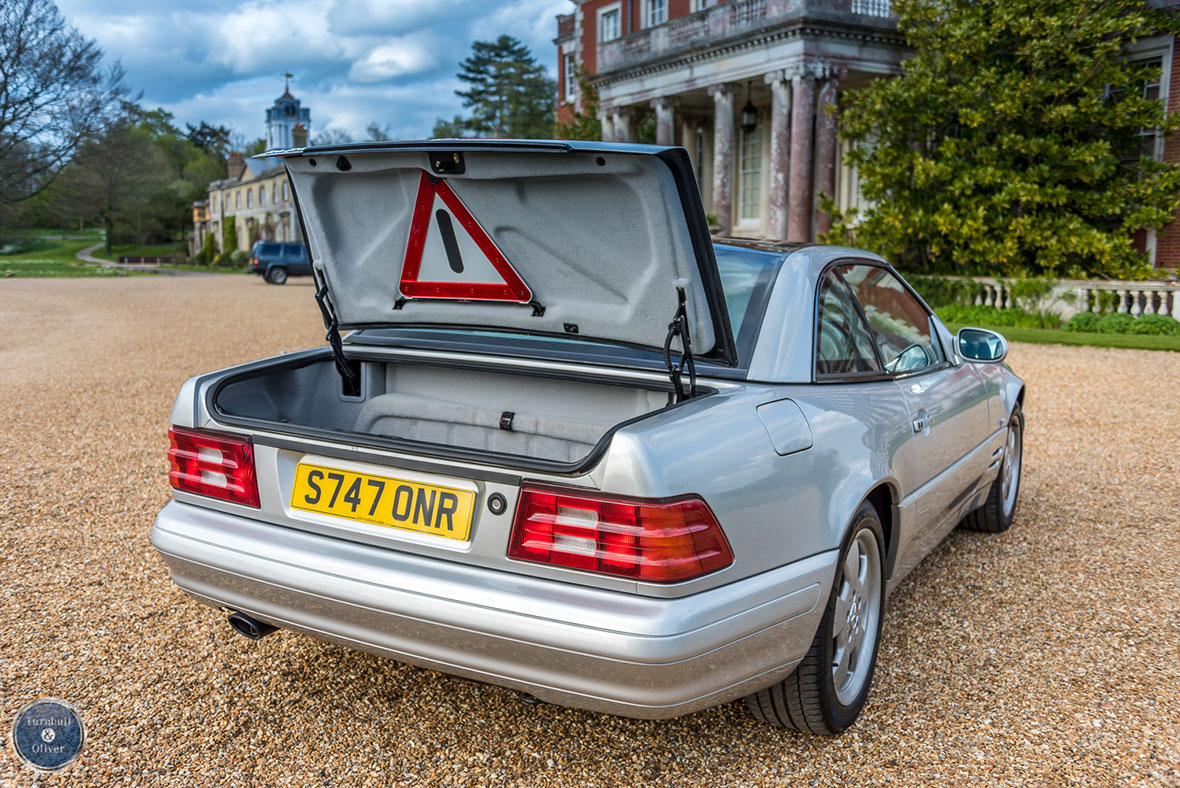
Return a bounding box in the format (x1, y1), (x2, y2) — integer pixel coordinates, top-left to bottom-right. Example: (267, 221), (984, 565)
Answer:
(211, 140), (734, 472)
(211, 352), (686, 471)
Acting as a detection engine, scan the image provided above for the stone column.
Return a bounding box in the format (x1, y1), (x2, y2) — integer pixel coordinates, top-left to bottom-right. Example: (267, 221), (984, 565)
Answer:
(787, 70), (816, 242)
(613, 110), (632, 143)
(682, 117), (699, 175)
(600, 109), (615, 143)
(652, 97), (676, 146)
(765, 71), (792, 242)
(814, 72), (840, 237)
(709, 84), (735, 236)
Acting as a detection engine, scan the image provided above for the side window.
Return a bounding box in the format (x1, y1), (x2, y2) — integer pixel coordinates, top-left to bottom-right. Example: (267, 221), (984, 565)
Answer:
(839, 264), (945, 375)
(815, 270), (883, 378)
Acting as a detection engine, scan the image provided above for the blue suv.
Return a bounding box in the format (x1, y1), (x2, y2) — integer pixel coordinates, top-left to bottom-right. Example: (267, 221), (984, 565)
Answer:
(248, 241), (311, 284)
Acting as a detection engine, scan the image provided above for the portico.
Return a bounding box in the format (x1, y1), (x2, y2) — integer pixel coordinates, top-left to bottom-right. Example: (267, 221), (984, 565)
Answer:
(563, 0), (904, 240)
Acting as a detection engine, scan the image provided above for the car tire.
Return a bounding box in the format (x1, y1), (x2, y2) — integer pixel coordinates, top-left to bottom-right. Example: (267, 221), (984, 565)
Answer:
(961, 403), (1023, 533)
(745, 502), (886, 735)
(265, 267), (288, 285)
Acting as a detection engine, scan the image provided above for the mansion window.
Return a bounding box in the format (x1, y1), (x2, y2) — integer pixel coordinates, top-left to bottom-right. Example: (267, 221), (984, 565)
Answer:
(246, 190), (253, 208)
(1133, 57), (1164, 161)
(692, 0), (708, 10)
(565, 53), (576, 99)
(282, 181), (289, 201)
(738, 123), (763, 224)
(235, 192), (241, 210)
(259, 186), (266, 206)
(600, 6), (620, 42)
(1106, 52), (1168, 169)
(645, 0), (667, 28)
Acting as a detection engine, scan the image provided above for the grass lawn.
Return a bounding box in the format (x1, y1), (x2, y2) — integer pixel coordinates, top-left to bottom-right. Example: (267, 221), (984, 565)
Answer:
(89, 243), (186, 262)
(0, 231), (143, 278)
(945, 323), (1180, 352)
(0, 260), (143, 278)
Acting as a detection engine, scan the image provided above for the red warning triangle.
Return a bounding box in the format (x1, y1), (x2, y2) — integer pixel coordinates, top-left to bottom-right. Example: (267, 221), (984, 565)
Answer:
(400, 171), (532, 303)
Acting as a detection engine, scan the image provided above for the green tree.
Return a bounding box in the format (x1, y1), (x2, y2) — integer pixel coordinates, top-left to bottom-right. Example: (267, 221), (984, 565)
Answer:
(219, 219), (238, 263)
(19, 102), (229, 247)
(311, 128), (353, 146)
(46, 108), (169, 252)
(553, 68), (601, 141)
(0, 0), (128, 217)
(454, 35), (555, 138)
(825, 0), (1180, 278)
(186, 122), (231, 162)
(194, 230), (216, 265)
(366, 122), (392, 141)
(432, 115), (468, 138)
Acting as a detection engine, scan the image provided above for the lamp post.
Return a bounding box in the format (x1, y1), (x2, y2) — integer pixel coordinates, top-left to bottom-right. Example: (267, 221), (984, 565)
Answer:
(740, 81), (757, 135)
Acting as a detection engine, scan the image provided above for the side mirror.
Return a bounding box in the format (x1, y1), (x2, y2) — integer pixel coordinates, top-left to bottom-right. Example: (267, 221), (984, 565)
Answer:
(956, 327), (1009, 363)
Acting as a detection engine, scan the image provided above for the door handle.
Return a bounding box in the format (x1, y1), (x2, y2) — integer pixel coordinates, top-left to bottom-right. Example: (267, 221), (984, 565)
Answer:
(912, 410), (929, 433)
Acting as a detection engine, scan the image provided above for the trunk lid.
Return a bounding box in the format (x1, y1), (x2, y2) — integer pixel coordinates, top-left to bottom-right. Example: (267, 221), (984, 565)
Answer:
(273, 140), (736, 365)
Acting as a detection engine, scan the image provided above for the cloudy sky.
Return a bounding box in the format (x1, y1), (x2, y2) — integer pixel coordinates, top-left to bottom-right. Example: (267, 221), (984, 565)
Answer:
(56, 0), (570, 143)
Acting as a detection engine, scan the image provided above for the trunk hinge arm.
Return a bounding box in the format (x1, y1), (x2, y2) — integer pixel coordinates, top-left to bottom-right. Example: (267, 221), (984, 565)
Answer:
(663, 287), (698, 403)
(313, 268), (360, 393)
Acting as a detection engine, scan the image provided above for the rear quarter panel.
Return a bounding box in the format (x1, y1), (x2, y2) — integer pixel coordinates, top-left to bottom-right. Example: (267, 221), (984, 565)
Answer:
(597, 379), (907, 597)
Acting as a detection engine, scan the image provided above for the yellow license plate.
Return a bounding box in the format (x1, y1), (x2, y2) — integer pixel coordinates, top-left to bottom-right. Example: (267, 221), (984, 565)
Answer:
(290, 462), (475, 540)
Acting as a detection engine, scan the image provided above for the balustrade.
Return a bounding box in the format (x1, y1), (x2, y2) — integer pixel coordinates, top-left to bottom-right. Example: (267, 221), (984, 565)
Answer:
(957, 278), (1177, 321)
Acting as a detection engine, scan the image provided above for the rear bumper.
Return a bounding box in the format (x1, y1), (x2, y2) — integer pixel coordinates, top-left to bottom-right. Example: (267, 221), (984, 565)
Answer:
(151, 500), (836, 719)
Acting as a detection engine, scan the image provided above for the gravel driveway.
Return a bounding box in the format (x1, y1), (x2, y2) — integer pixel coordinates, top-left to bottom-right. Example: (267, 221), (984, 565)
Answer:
(1, 277), (1177, 787)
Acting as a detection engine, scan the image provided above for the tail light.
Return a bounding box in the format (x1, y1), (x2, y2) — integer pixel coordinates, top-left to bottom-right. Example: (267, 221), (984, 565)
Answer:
(168, 427), (259, 507)
(507, 485), (733, 583)
(250, 257), (259, 267)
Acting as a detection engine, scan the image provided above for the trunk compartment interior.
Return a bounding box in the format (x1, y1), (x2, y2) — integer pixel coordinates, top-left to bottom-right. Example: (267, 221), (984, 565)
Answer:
(212, 355), (681, 465)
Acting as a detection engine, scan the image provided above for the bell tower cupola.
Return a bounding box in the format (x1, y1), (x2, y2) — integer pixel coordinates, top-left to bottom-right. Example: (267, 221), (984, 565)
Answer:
(265, 73), (312, 150)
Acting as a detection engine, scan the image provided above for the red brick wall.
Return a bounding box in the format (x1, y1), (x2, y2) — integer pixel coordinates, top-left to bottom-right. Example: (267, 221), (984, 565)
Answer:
(1154, 35), (1180, 268)
(557, 50), (570, 104)
(577, 0), (712, 77)
(578, 0), (617, 75)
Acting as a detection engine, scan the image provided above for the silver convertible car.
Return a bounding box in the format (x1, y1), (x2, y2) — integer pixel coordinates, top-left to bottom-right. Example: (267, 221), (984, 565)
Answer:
(152, 140), (1025, 735)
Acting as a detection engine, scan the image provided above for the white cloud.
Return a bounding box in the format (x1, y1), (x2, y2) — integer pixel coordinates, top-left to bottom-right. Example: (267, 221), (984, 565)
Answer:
(210, 0), (362, 75)
(54, 0), (574, 140)
(473, 0), (570, 57)
(348, 38), (437, 83)
(327, 0), (481, 37)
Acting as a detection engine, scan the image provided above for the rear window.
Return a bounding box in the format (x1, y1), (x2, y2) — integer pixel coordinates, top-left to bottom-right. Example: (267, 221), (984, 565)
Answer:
(258, 243), (280, 256)
(713, 245), (781, 345)
(283, 244), (305, 258)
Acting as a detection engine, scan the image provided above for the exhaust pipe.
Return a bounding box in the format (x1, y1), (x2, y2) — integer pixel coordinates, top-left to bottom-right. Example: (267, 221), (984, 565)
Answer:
(227, 612), (278, 640)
